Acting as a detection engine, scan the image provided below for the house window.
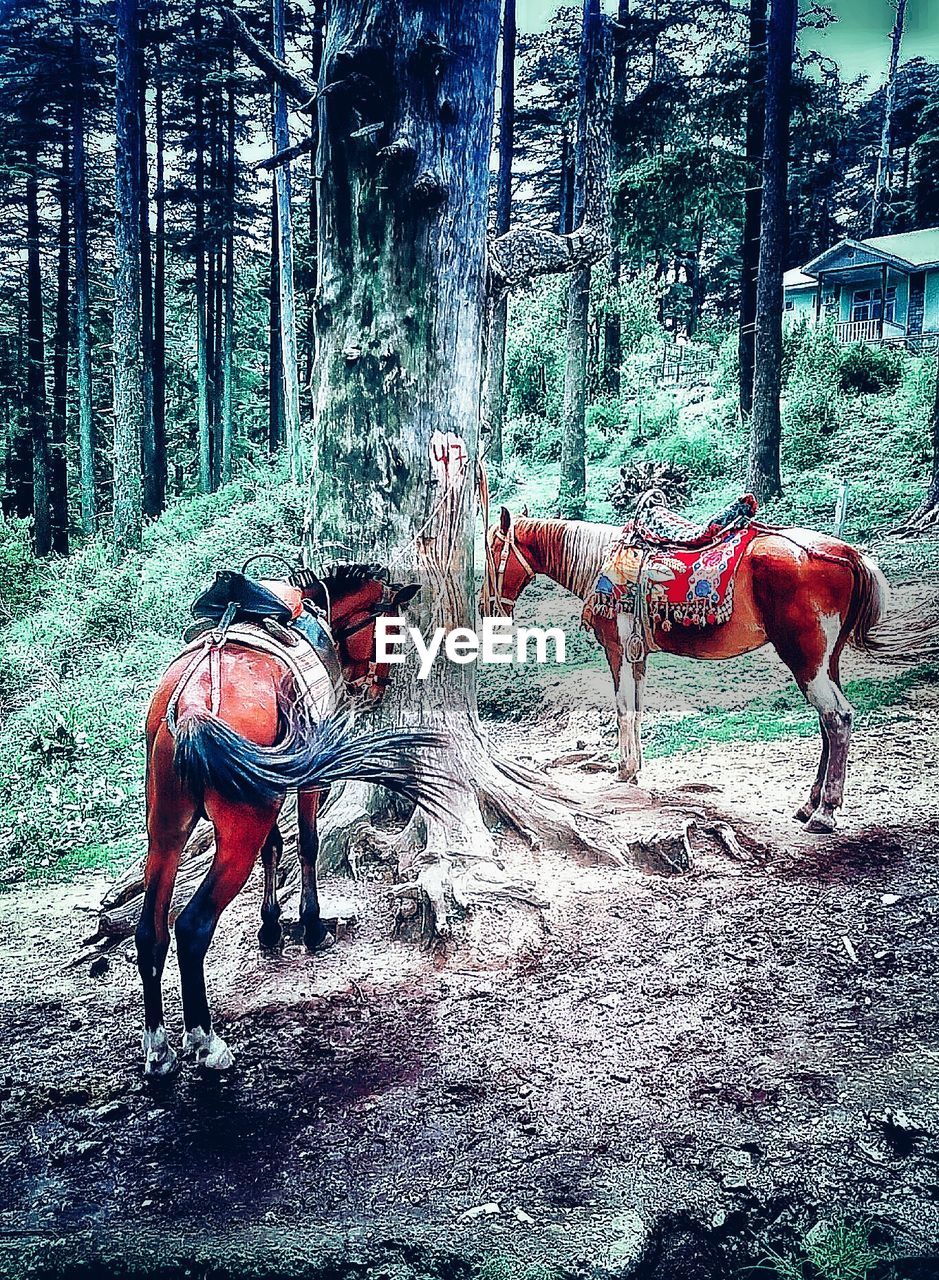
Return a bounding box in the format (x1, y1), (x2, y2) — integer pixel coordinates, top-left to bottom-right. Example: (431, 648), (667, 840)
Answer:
(784, 297), (794, 311)
(851, 286), (896, 324)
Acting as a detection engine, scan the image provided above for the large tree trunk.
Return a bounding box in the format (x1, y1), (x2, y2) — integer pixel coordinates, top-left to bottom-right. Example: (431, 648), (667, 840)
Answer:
(272, 0), (302, 479)
(73, 0), (96, 535)
(50, 139), (71, 556)
(870, 0), (907, 236)
(484, 0), (516, 469)
(557, 0), (611, 519)
(746, 0), (795, 503)
(25, 135), (51, 557)
(738, 0), (766, 420)
(151, 16), (167, 515)
(113, 0), (144, 556)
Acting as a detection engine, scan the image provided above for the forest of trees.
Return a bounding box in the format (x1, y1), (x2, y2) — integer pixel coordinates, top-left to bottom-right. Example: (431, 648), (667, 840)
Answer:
(1, 0), (938, 553)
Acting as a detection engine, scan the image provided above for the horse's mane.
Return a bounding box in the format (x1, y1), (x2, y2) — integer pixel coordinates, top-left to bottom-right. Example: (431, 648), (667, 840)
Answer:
(319, 562), (388, 592)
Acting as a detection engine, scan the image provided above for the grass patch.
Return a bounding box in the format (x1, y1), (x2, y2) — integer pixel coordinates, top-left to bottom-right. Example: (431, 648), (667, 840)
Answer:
(644, 668), (932, 761)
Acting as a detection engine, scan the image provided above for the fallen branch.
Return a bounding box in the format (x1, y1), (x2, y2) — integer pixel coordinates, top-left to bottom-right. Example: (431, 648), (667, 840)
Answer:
(254, 135), (317, 172)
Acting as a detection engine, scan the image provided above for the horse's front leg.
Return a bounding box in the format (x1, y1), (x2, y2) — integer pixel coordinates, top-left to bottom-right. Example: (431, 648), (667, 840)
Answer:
(615, 655), (646, 784)
(258, 823), (284, 949)
(176, 798), (279, 1069)
(297, 790), (332, 951)
(136, 728), (198, 1076)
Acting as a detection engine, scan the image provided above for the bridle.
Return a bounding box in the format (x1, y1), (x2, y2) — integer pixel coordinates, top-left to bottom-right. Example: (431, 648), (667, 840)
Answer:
(331, 592), (401, 701)
(485, 525), (536, 617)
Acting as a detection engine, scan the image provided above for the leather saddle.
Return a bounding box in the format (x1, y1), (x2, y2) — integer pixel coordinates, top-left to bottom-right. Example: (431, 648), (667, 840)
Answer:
(192, 570), (300, 626)
(630, 493), (759, 551)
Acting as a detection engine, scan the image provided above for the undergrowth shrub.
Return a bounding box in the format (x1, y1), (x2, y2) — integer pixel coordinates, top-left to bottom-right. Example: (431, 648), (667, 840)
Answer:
(838, 342), (903, 395)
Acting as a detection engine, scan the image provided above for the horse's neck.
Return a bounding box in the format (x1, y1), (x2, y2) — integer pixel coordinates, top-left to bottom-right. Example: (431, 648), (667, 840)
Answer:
(518, 519), (618, 601)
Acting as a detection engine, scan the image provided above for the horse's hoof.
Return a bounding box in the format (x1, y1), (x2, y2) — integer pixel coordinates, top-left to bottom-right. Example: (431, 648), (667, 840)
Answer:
(142, 1026), (178, 1077)
(304, 925), (336, 954)
(182, 1026), (234, 1071)
(793, 802), (816, 823)
(257, 922), (283, 952)
(806, 813), (836, 835)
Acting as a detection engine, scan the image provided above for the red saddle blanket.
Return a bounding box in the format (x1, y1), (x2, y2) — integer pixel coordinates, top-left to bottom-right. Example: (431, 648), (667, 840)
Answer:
(584, 496), (761, 632)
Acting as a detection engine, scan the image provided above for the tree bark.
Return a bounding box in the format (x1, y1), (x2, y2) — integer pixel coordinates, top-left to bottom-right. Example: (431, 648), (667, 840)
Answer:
(72, 0), (95, 535)
(558, 0), (612, 519)
(272, 0), (302, 480)
(738, 0), (766, 420)
(195, 0), (212, 494)
(51, 139), (71, 556)
(602, 0), (631, 397)
(219, 41), (236, 485)
(870, 0), (907, 236)
(746, 0), (795, 503)
(139, 22), (159, 518)
(113, 0), (144, 556)
(485, 0), (516, 469)
(268, 186), (285, 452)
(25, 134), (51, 556)
(152, 16), (167, 514)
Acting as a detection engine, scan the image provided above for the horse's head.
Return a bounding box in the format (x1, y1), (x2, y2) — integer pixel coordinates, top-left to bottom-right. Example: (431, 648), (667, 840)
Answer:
(479, 506), (536, 620)
(295, 563), (419, 707)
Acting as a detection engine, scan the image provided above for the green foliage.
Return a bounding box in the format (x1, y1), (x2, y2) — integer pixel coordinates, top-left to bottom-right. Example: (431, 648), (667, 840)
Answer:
(0, 519), (45, 622)
(477, 1260), (561, 1280)
(761, 1218), (893, 1280)
(837, 343), (903, 395)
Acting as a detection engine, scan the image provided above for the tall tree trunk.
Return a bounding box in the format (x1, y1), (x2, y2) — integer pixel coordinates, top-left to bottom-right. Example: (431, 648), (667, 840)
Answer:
(303, 0), (324, 400)
(219, 42), (236, 485)
(268, 184), (285, 452)
(50, 139), (71, 555)
(113, 0), (144, 555)
(557, 127), (574, 234)
(195, 0), (211, 493)
(152, 16), (167, 514)
(72, 0), (96, 534)
(139, 22), (159, 518)
(558, 0), (611, 519)
(485, 0), (516, 469)
(870, 0), (907, 236)
(738, 0), (767, 419)
(25, 135), (51, 556)
(602, 0), (630, 397)
(746, 0), (795, 503)
(272, 0), (301, 479)
(11, 311), (32, 521)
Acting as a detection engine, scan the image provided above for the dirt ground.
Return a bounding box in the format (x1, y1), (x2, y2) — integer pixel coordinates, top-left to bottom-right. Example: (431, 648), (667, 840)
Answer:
(2, 616), (939, 1277)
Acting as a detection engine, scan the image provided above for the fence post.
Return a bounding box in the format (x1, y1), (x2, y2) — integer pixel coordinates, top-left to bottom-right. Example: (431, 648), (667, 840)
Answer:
(834, 479), (849, 537)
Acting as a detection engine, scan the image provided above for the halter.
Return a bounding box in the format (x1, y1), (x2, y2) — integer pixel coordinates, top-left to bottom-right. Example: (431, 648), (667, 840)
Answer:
(486, 526), (536, 616)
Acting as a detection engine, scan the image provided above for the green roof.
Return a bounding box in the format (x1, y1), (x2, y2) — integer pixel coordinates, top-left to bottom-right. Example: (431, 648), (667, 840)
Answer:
(860, 227), (939, 268)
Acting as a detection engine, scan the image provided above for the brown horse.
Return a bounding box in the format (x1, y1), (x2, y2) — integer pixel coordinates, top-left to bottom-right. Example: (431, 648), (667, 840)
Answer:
(480, 507), (902, 835)
(136, 563), (438, 1077)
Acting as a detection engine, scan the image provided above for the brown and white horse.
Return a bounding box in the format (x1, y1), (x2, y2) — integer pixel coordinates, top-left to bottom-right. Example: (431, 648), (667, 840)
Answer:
(480, 508), (900, 835)
(136, 564), (439, 1077)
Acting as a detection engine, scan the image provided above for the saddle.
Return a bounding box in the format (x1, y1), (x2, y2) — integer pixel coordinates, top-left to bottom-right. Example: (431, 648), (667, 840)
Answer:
(584, 493), (762, 642)
(187, 570), (342, 693)
(630, 494), (759, 550)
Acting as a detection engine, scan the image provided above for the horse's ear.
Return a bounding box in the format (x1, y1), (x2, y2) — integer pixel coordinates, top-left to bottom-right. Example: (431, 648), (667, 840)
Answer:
(391, 583), (420, 609)
(499, 506), (512, 535)
(521, 504), (529, 517)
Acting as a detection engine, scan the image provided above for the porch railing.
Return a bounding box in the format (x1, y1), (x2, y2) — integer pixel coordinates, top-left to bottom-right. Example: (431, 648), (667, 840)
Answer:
(834, 318), (882, 344)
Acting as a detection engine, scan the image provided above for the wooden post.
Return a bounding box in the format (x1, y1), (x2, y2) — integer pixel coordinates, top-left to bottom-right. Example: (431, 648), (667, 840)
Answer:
(834, 479), (849, 537)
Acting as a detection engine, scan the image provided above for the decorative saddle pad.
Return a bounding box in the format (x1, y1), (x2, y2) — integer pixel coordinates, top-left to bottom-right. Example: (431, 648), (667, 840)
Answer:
(584, 494), (761, 634)
(177, 621), (339, 722)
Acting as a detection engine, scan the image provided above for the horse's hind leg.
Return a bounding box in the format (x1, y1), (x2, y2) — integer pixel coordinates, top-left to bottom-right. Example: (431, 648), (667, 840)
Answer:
(175, 797), (279, 1069)
(794, 722), (830, 823)
(297, 791), (331, 951)
(258, 823), (284, 950)
(804, 655), (853, 834)
(136, 727), (199, 1076)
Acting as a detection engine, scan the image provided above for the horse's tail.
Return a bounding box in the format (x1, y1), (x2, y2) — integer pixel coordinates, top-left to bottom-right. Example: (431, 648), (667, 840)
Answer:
(847, 551), (939, 664)
(172, 702), (449, 813)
